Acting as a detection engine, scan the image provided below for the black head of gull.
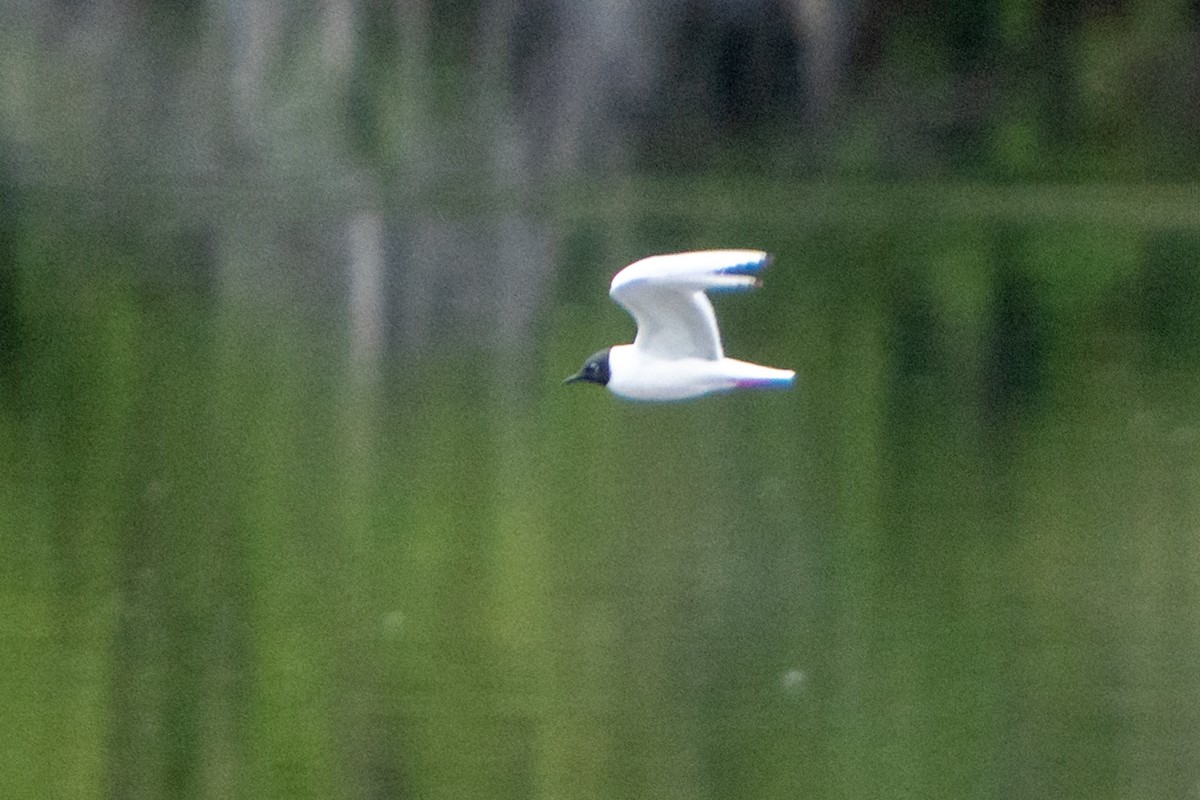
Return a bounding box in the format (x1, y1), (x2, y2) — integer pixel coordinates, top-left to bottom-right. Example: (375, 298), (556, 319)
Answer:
(564, 348), (611, 387)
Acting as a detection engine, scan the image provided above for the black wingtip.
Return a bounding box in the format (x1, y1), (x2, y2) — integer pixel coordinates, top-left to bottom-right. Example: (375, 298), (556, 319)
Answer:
(717, 252), (774, 277)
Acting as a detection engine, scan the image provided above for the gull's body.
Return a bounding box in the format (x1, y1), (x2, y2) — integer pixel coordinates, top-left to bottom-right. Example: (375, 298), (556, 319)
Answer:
(566, 250), (795, 402)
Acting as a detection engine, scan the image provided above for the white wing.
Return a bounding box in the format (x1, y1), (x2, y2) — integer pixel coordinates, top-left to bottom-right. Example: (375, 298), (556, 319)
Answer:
(609, 250), (771, 361)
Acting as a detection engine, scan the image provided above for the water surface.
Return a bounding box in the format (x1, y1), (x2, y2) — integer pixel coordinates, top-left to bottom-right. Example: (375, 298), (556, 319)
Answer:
(3, 178), (1199, 799)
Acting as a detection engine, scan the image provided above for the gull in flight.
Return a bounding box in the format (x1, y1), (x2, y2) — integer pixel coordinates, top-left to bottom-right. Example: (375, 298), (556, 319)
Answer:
(565, 250), (795, 401)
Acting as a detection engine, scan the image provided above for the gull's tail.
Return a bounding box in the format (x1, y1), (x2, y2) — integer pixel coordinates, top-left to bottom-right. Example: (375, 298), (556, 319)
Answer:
(726, 360), (796, 390)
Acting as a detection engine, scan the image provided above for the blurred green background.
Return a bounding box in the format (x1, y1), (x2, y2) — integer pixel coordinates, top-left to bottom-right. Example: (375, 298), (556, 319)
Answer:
(2, 2), (1200, 799)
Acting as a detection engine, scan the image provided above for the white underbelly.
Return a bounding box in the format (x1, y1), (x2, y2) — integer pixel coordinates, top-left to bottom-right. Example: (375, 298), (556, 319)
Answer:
(605, 345), (795, 401)
(606, 351), (735, 401)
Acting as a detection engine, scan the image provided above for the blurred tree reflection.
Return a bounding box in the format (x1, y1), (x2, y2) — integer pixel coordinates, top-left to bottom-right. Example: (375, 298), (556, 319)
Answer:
(2, 0), (1197, 182)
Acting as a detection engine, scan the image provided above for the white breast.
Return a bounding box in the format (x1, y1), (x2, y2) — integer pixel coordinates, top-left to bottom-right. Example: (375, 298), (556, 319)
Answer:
(606, 345), (736, 401)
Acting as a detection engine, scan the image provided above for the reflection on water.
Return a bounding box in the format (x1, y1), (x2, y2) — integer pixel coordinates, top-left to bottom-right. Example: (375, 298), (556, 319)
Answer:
(3, 180), (1200, 799)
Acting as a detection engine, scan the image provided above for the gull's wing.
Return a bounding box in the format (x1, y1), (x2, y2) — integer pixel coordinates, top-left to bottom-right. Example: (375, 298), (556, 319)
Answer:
(609, 250), (771, 361)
